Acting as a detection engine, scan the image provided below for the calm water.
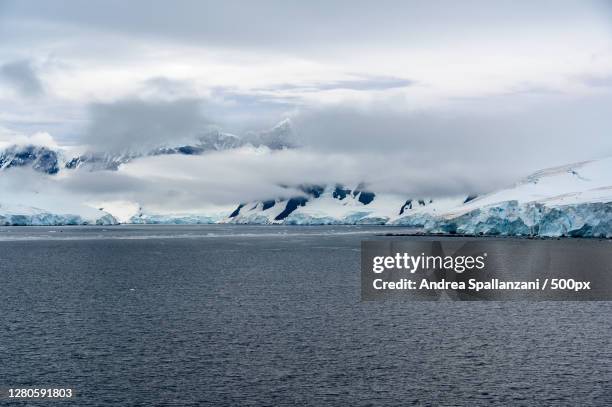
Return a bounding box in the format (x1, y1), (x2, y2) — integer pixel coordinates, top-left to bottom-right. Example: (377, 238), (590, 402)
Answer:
(0, 225), (610, 406)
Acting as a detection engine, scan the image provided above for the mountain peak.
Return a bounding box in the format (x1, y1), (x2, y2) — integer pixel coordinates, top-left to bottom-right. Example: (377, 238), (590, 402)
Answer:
(246, 118), (297, 150)
(0, 144), (61, 174)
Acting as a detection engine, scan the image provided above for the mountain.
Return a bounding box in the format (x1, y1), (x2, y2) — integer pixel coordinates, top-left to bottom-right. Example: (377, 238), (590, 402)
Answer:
(3, 131), (612, 237)
(132, 158), (612, 237)
(0, 145), (61, 174)
(65, 128), (251, 171)
(245, 118), (296, 150)
(222, 184), (463, 225)
(394, 158), (612, 237)
(0, 119), (296, 173)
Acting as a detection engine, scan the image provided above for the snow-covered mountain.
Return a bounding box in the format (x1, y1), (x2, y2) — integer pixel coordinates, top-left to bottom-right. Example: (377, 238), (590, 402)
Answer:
(245, 118), (297, 150)
(3, 138), (612, 236)
(394, 158), (612, 237)
(131, 158), (612, 237)
(222, 184), (463, 226)
(0, 145), (61, 174)
(0, 119), (296, 173)
(64, 128), (252, 171)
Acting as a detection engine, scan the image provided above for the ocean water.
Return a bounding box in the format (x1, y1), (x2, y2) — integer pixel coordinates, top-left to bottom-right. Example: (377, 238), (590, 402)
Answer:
(0, 225), (610, 406)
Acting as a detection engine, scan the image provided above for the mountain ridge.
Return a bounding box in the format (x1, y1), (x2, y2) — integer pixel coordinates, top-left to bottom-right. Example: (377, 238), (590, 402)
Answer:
(0, 119), (296, 173)
(3, 143), (612, 237)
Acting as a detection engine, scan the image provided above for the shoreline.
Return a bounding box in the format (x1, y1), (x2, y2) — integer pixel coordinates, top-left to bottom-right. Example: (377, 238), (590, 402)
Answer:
(1, 223), (611, 241)
(377, 231), (612, 241)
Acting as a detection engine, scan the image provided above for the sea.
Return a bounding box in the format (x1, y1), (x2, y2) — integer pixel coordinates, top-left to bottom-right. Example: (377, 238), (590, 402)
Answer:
(0, 225), (610, 406)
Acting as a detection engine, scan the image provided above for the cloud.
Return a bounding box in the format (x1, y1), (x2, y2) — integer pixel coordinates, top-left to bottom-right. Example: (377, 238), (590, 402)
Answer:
(141, 77), (200, 99)
(84, 98), (210, 153)
(1, 0), (612, 214)
(579, 74), (612, 88)
(0, 127), (57, 149)
(1, 0), (611, 145)
(2, 0), (608, 53)
(3, 146), (503, 216)
(0, 59), (44, 97)
(291, 93), (612, 180)
(6, 89), (612, 213)
(264, 76), (414, 92)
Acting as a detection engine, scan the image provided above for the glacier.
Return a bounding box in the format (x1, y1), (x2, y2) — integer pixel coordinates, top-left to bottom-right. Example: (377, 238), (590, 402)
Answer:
(393, 158), (612, 237)
(0, 203), (117, 226)
(407, 200), (612, 238)
(129, 213), (221, 225)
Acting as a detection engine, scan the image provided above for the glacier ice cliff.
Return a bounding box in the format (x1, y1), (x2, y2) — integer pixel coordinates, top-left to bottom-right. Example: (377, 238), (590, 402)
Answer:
(0, 211), (117, 226)
(129, 213), (219, 225)
(394, 200), (612, 238)
(0, 201), (118, 226)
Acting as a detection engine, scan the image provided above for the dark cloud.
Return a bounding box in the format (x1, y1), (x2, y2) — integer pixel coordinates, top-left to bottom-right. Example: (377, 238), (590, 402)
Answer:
(0, 59), (44, 97)
(293, 93), (612, 184)
(84, 98), (210, 153)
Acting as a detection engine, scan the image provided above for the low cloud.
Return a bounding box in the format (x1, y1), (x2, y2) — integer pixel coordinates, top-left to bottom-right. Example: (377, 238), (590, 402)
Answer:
(84, 98), (210, 153)
(54, 147), (512, 212)
(0, 59), (44, 97)
(292, 94), (612, 181)
(0, 143), (510, 218)
(0, 127), (57, 149)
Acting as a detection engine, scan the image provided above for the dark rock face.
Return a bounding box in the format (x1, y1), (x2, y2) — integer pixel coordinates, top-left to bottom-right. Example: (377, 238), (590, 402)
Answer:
(358, 191), (376, 205)
(463, 194), (478, 204)
(351, 183), (375, 205)
(399, 199), (413, 215)
(274, 197), (308, 220)
(229, 203), (246, 218)
(299, 184), (325, 198)
(332, 185), (352, 200)
(262, 200), (276, 210)
(177, 146), (204, 155)
(65, 157), (81, 169)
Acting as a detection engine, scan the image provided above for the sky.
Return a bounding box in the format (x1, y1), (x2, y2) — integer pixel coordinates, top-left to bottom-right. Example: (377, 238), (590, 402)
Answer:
(1, 0), (612, 212)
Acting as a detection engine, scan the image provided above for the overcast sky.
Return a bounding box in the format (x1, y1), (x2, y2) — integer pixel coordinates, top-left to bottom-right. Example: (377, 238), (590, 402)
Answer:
(1, 1), (612, 209)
